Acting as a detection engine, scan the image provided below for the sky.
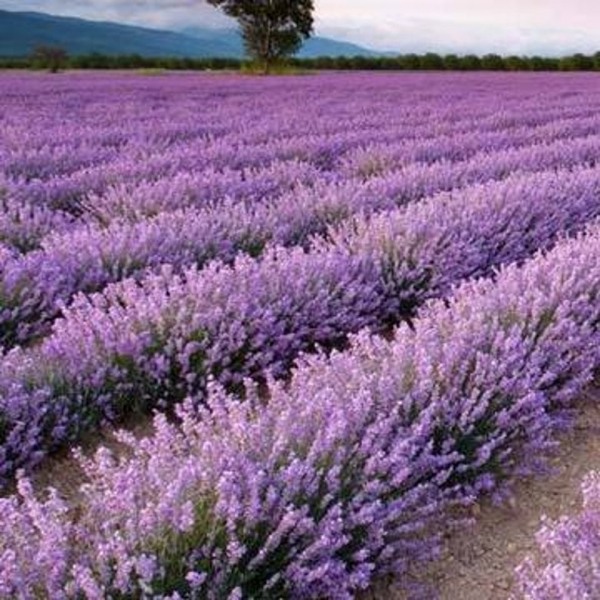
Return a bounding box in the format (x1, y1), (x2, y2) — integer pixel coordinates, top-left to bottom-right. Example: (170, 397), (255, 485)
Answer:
(2, 0), (600, 55)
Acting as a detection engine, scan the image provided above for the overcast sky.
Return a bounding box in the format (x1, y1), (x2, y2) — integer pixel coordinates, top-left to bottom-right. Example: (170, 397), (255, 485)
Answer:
(2, 0), (600, 55)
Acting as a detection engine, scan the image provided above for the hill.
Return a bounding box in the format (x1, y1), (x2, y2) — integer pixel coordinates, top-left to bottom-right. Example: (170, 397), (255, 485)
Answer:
(0, 9), (379, 59)
(180, 26), (379, 59)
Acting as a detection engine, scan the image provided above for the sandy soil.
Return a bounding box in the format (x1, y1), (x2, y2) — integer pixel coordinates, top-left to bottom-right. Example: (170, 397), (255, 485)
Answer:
(12, 413), (156, 503)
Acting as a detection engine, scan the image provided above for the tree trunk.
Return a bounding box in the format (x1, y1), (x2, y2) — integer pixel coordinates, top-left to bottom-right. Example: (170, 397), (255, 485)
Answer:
(263, 0), (273, 75)
(264, 23), (272, 74)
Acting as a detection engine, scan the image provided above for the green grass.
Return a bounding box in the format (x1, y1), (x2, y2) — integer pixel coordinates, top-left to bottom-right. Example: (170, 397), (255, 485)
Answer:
(240, 61), (311, 76)
(134, 68), (167, 76)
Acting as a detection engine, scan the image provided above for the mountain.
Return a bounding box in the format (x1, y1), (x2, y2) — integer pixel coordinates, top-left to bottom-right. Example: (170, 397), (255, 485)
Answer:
(0, 10), (235, 57)
(299, 37), (380, 58)
(0, 9), (379, 59)
(180, 26), (379, 59)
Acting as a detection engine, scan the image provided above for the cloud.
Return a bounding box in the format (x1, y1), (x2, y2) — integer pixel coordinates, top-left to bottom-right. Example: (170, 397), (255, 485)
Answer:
(313, 0), (600, 55)
(0, 0), (232, 28)
(319, 19), (600, 56)
(315, 0), (600, 33)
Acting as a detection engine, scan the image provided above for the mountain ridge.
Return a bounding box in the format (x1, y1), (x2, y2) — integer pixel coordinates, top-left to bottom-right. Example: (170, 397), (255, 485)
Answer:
(0, 9), (380, 58)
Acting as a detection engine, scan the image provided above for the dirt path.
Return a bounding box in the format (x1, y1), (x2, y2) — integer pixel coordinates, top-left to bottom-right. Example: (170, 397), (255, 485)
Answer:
(366, 388), (600, 599)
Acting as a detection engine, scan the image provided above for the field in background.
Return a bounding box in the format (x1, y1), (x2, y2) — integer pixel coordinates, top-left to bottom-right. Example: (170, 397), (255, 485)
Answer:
(1, 72), (600, 598)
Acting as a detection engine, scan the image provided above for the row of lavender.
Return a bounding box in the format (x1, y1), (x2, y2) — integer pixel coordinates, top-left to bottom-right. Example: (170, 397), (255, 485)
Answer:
(3, 72), (600, 258)
(4, 102), (600, 257)
(5, 73), (598, 182)
(2, 72), (600, 597)
(2, 161), (600, 484)
(2, 75), (600, 467)
(2, 211), (600, 598)
(3, 74), (600, 352)
(4, 131), (600, 347)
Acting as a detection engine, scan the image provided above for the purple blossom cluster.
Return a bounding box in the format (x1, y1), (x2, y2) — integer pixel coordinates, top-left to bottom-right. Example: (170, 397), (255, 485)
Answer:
(2, 162), (600, 481)
(0, 196), (76, 254)
(2, 71), (600, 597)
(2, 74), (600, 348)
(2, 216), (600, 598)
(5, 141), (600, 348)
(3, 73), (600, 218)
(516, 471), (600, 599)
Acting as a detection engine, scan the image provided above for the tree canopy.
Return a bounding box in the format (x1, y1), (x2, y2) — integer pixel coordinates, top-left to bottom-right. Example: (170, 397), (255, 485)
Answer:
(31, 45), (68, 73)
(207, 0), (314, 73)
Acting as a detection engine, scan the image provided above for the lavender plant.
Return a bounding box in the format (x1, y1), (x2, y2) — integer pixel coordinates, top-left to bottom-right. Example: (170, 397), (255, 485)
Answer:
(2, 218), (600, 598)
(2, 70), (600, 597)
(2, 160), (600, 481)
(4, 156), (600, 348)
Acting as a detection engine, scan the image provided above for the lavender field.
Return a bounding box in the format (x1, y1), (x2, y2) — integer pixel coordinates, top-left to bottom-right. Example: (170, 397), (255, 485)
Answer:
(1, 71), (600, 598)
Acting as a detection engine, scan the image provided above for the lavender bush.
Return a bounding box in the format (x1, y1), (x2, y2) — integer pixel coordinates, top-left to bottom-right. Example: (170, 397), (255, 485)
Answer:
(3, 73), (600, 341)
(3, 72), (600, 216)
(2, 71), (600, 597)
(5, 152), (600, 348)
(2, 162), (600, 481)
(2, 217), (600, 598)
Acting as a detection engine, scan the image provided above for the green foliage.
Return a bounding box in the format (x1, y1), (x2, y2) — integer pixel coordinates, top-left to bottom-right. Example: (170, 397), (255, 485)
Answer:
(207, 0), (314, 73)
(443, 54), (461, 70)
(559, 53), (595, 71)
(461, 54), (482, 70)
(505, 55), (529, 71)
(420, 52), (445, 70)
(481, 53), (505, 70)
(66, 53), (240, 71)
(134, 68), (167, 76)
(2, 50), (596, 73)
(240, 60), (310, 76)
(30, 45), (68, 73)
(400, 53), (421, 70)
(529, 55), (559, 71)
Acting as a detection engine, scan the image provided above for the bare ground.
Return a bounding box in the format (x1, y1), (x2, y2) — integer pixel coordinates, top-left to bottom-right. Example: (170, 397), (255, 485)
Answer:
(17, 413), (155, 503)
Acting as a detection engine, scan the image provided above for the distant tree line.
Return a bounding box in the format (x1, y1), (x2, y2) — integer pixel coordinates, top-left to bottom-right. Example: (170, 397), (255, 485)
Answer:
(290, 52), (600, 71)
(3, 50), (600, 72)
(0, 51), (241, 71)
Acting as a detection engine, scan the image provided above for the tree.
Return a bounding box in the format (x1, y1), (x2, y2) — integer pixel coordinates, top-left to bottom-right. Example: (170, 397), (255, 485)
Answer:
(505, 55), (528, 71)
(207, 0), (314, 74)
(399, 54), (421, 70)
(480, 53), (505, 70)
(559, 53), (594, 71)
(420, 53), (444, 70)
(460, 55), (482, 70)
(528, 55), (558, 71)
(32, 45), (68, 73)
(443, 54), (461, 70)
